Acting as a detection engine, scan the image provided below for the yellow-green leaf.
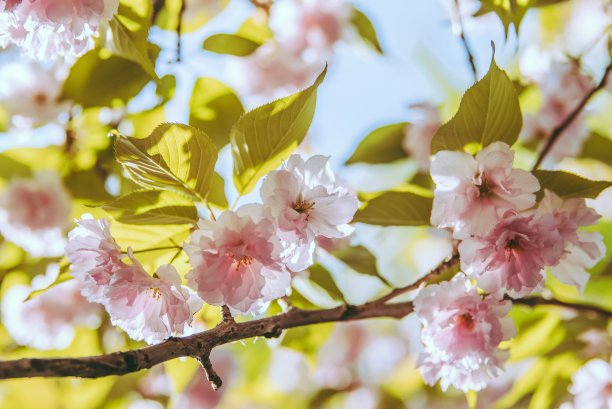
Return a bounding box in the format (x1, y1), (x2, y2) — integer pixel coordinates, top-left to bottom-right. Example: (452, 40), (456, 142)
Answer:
(353, 191), (433, 226)
(100, 190), (198, 225)
(533, 170), (612, 199)
(430, 56), (522, 154)
(202, 33), (261, 56)
(308, 264), (347, 303)
(231, 66), (327, 194)
(332, 245), (390, 286)
(350, 7), (383, 54)
(114, 123), (218, 202)
(345, 122), (408, 165)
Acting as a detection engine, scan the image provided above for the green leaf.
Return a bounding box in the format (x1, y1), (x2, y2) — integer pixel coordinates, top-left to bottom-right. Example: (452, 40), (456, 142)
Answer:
(332, 245), (390, 286)
(189, 77), (244, 149)
(100, 190), (198, 225)
(61, 49), (151, 108)
(114, 123), (218, 202)
(0, 154), (31, 181)
(579, 133), (612, 166)
(64, 170), (114, 203)
(308, 264), (347, 303)
(156, 74), (176, 103)
(430, 56), (522, 154)
(202, 33), (261, 56)
(345, 122), (408, 165)
(350, 7), (383, 54)
(208, 172), (229, 209)
(353, 191), (433, 226)
(25, 270), (72, 301)
(236, 17), (273, 44)
(231, 66), (327, 194)
(533, 170), (612, 199)
(109, 17), (158, 80)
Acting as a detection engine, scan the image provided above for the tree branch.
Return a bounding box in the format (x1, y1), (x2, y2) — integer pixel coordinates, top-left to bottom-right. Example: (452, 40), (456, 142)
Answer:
(454, 0), (477, 82)
(532, 60), (612, 170)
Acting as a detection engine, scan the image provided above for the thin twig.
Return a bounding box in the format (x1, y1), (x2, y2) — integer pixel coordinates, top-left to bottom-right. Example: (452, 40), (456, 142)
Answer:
(532, 60), (612, 170)
(176, 0), (186, 62)
(248, 0), (273, 14)
(197, 351), (222, 390)
(454, 0), (477, 82)
(220, 305), (234, 323)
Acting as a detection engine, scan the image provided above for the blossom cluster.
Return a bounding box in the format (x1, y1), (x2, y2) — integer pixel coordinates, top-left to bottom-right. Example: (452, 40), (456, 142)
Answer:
(414, 141), (605, 392)
(65, 154), (358, 342)
(0, 0), (119, 60)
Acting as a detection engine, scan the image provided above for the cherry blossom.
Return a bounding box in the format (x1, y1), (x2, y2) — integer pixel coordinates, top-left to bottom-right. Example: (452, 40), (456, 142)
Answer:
(1, 267), (101, 350)
(414, 275), (515, 392)
(260, 154), (359, 272)
(104, 250), (203, 345)
(566, 358), (612, 409)
(460, 210), (564, 298)
(65, 216), (123, 303)
(0, 60), (69, 129)
(0, 0), (120, 60)
(537, 190), (605, 292)
(0, 171), (71, 257)
(184, 206), (291, 315)
(430, 142), (540, 239)
(401, 103), (441, 172)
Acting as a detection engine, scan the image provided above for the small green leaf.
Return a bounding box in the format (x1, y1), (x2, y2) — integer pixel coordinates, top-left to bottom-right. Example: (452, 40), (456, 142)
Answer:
(189, 77), (244, 149)
(61, 49), (151, 108)
(308, 264), (347, 303)
(350, 7), (383, 54)
(25, 271), (73, 301)
(579, 133), (612, 166)
(100, 190), (198, 225)
(109, 17), (158, 80)
(231, 66), (327, 194)
(430, 56), (522, 154)
(208, 172), (229, 209)
(114, 123), (218, 202)
(353, 191), (433, 226)
(202, 33), (261, 56)
(236, 17), (273, 44)
(156, 74), (176, 103)
(332, 245), (390, 286)
(345, 122), (408, 165)
(533, 170), (612, 199)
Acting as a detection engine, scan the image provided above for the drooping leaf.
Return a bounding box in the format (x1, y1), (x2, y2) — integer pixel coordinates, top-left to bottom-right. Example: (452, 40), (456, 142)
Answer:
(332, 245), (390, 286)
(579, 133), (612, 166)
(231, 66), (327, 194)
(114, 123), (218, 203)
(345, 122), (408, 165)
(350, 7), (383, 54)
(308, 264), (347, 303)
(108, 16), (158, 80)
(189, 77), (244, 149)
(533, 170), (612, 199)
(353, 191), (433, 226)
(208, 172), (229, 209)
(430, 56), (522, 154)
(202, 33), (261, 56)
(100, 190), (198, 225)
(61, 49), (151, 108)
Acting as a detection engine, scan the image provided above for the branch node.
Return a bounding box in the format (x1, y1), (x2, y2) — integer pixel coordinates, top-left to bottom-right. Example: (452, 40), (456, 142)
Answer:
(263, 325), (283, 339)
(340, 304), (358, 319)
(220, 305), (235, 324)
(196, 351), (223, 390)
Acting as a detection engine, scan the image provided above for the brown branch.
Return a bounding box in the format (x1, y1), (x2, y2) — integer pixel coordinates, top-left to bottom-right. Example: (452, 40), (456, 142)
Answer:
(375, 252), (460, 304)
(176, 0), (186, 62)
(197, 351), (222, 390)
(454, 0), (477, 82)
(511, 296), (612, 318)
(532, 60), (612, 170)
(248, 0), (273, 14)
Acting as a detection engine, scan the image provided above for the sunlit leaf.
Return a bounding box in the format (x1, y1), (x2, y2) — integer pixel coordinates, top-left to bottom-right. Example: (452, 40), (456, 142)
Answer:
(208, 172), (229, 209)
(156, 74), (176, 104)
(350, 7), (383, 53)
(332, 245), (390, 286)
(579, 133), (612, 166)
(100, 190), (198, 225)
(308, 264), (347, 303)
(189, 77), (244, 149)
(114, 123), (218, 202)
(353, 191), (433, 226)
(533, 170), (612, 199)
(231, 66), (327, 194)
(345, 122), (408, 165)
(430, 56), (522, 154)
(236, 17), (273, 44)
(202, 33), (261, 56)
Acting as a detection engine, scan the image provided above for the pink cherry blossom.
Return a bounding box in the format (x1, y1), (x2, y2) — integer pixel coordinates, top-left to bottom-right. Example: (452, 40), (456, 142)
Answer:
(401, 103), (441, 172)
(567, 359), (612, 409)
(104, 250), (203, 345)
(65, 216), (123, 303)
(0, 60), (69, 129)
(0, 0), (120, 60)
(184, 206), (291, 315)
(0, 171), (71, 257)
(414, 275), (515, 392)
(537, 189), (605, 292)
(430, 142), (540, 239)
(260, 154), (359, 272)
(1, 270), (101, 350)
(460, 210), (564, 298)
